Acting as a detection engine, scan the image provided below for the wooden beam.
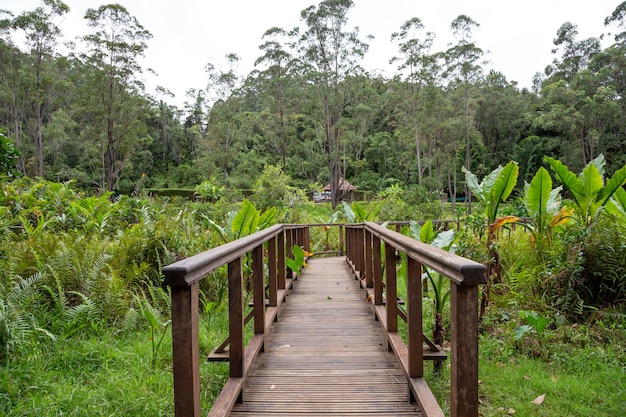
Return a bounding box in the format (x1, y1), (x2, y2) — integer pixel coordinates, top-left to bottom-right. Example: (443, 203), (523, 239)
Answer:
(385, 242), (398, 333)
(228, 258), (244, 379)
(407, 257), (423, 378)
(450, 283), (480, 417)
(252, 245), (265, 335)
(171, 283), (200, 417)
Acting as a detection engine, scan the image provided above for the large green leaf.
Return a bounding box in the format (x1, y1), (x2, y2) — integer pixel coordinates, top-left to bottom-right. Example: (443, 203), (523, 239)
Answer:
(419, 220), (435, 243)
(606, 186), (626, 217)
(481, 165), (504, 202)
(488, 161), (518, 222)
(462, 166), (485, 203)
(232, 199), (260, 239)
(579, 163), (604, 213)
(545, 156), (585, 206)
(342, 201), (356, 223)
(597, 164), (626, 206)
(525, 167), (552, 233)
(431, 229), (455, 250)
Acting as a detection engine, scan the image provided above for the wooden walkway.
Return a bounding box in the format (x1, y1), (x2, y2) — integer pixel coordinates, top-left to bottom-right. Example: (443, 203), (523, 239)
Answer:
(229, 257), (422, 417)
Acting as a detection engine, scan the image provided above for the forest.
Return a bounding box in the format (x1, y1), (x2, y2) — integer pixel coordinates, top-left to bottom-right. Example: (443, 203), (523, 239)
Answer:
(1, 1), (625, 416)
(1, 1), (625, 204)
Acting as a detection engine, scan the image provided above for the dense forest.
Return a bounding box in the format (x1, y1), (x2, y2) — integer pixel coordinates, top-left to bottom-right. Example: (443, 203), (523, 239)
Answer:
(1, 0), (626, 206)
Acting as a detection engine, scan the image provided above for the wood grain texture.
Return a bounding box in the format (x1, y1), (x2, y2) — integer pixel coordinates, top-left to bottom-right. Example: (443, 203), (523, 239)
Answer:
(228, 257), (422, 416)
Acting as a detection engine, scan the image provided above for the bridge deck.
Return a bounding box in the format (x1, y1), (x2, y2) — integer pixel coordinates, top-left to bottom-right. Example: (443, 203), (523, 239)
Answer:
(229, 256), (422, 417)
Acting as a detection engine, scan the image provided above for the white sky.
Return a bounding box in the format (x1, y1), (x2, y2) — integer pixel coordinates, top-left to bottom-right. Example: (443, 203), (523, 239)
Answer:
(3, 0), (621, 108)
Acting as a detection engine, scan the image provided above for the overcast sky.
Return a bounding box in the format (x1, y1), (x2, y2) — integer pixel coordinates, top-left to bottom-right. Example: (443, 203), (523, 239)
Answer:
(3, 0), (622, 108)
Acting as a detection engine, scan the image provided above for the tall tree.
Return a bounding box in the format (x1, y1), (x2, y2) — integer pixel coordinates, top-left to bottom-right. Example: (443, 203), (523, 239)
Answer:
(12, 0), (69, 176)
(254, 27), (296, 172)
(390, 17), (436, 184)
(80, 4), (152, 191)
(443, 15), (484, 211)
(295, 0), (369, 209)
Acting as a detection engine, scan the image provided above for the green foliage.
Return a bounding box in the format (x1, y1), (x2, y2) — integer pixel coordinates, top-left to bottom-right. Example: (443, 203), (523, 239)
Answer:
(194, 178), (224, 202)
(463, 161), (519, 224)
(341, 200), (383, 223)
(514, 310), (548, 340)
(285, 245), (306, 274)
(0, 130), (20, 179)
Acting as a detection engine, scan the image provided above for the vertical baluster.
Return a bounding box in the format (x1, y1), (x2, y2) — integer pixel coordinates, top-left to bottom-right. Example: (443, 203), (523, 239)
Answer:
(373, 235), (383, 306)
(228, 258), (244, 379)
(407, 257), (423, 378)
(385, 243), (397, 333)
(268, 236), (278, 307)
(171, 283), (200, 416)
(253, 245), (265, 335)
(450, 283), (480, 417)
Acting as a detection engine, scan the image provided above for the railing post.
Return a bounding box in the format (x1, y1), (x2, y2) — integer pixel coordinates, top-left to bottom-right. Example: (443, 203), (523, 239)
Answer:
(268, 236), (278, 307)
(357, 226), (365, 279)
(365, 229), (373, 288)
(373, 235), (383, 306)
(171, 283), (200, 417)
(407, 257), (423, 378)
(278, 231), (286, 290)
(228, 258), (244, 379)
(286, 228), (293, 279)
(253, 245), (265, 335)
(340, 225), (345, 255)
(450, 283), (480, 417)
(384, 242), (397, 333)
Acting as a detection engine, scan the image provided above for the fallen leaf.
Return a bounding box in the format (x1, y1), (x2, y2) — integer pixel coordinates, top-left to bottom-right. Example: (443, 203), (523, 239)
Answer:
(327, 295), (332, 300)
(269, 384), (276, 390)
(279, 344), (291, 348)
(532, 394), (546, 405)
(524, 375), (531, 380)
(365, 295), (374, 302)
(508, 408), (516, 415)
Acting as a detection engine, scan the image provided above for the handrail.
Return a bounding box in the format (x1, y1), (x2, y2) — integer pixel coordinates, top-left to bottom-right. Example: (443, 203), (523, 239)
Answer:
(162, 224), (309, 417)
(345, 222), (486, 417)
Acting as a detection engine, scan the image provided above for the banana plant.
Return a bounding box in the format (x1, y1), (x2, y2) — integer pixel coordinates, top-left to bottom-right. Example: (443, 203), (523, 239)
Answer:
(409, 220), (455, 371)
(462, 161), (519, 317)
(544, 154), (626, 227)
(521, 166), (573, 251)
(205, 199), (277, 244)
(341, 200), (384, 223)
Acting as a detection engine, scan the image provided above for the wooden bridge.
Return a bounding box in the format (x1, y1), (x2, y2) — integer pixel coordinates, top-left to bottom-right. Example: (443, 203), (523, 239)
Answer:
(163, 222), (486, 417)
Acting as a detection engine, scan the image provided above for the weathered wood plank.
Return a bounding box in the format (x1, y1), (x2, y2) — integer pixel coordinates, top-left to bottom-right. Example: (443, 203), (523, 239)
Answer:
(228, 257), (422, 416)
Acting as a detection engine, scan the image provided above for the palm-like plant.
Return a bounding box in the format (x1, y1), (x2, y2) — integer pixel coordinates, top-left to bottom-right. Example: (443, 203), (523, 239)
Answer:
(462, 161), (519, 317)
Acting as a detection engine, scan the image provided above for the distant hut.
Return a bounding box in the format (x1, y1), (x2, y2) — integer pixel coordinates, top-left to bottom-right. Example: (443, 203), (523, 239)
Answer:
(320, 177), (357, 202)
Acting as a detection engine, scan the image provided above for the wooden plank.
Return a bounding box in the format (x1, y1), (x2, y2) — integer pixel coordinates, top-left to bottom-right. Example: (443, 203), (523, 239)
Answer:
(226, 257), (423, 417)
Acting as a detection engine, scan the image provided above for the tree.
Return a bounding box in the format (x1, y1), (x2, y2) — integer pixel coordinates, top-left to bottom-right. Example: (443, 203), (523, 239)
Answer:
(254, 27), (297, 172)
(390, 17), (436, 184)
(12, 0), (69, 176)
(443, 15), (484, 212)
(79, 4), (152, 191)
(295, 0), (369, 209)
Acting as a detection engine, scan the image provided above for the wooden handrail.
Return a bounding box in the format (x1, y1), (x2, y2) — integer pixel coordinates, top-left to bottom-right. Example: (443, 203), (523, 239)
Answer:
(163, 223), (309, 417)
(345, 222), (486, 417)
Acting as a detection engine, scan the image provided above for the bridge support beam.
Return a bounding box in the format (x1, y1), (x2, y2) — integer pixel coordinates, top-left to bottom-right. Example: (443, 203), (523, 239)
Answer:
(450, 283), (480, 417)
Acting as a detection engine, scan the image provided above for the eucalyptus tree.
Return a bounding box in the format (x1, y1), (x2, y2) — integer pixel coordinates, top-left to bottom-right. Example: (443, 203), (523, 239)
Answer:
(442, 15), (484, 211)
(544, 22), (601, 84)
(79, 4), (152, 191)
(294, 0), (370, 209)
(390, 17), (436, 184)
(254, 27), (297, 172)
(12, 0), (69, 177)
(474, 71), (530, 169)
(205, 53), (245, 186)
(0, 12), (28, 174)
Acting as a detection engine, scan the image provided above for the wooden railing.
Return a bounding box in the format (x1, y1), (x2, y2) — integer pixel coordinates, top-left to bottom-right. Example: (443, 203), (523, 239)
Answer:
(162, 224), (309, 417)
(163, 221), (485, 417)
(345, 222), (486, 417)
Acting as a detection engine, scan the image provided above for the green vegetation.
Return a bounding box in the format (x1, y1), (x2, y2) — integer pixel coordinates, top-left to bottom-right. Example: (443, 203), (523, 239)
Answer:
(2, 0), (626, 414)
(0, 173), (625, 416)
